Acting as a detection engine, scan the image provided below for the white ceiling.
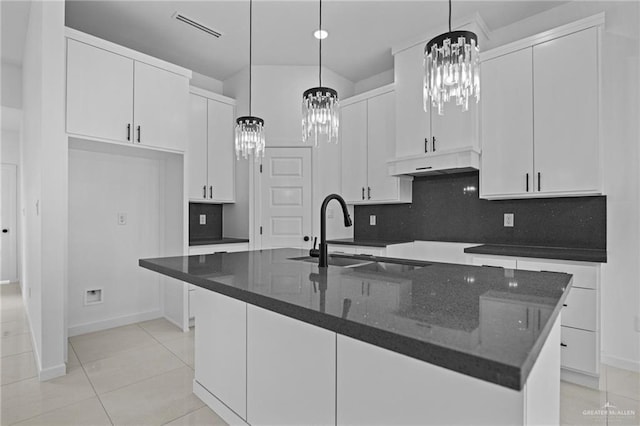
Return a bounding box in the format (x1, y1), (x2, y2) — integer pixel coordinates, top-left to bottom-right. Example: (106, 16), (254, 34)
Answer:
(2, 1), (568, 83)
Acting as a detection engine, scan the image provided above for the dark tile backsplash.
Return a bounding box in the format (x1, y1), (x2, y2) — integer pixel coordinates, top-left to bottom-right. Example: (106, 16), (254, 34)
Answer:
(354, 172), (606, 249)
(189, 203), (223, 243)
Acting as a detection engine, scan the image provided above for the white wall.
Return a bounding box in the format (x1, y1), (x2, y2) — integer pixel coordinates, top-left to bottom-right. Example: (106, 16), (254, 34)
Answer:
(223, 65), (356, 243)
(1, 130), (20, 165)
(353, 69), (394, 95)
(190, 71), (224, 94)
(1, 62), (23, 109)
(20, 0), (67, 380)
(486, 1), (640, 371)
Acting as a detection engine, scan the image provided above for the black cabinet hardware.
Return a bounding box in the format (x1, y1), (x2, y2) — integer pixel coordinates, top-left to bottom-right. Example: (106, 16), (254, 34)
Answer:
(416, 166), (432, 171)
(136, 125), (141, 143)
(537, 172), (541, 191)
(526, 173), (529, 192)
(203, 185), (207, 198)
(560, 343), (567, 347)
(367, 187), (371, 200)
(303, 236), (310, 242)
(361, 187), (365, 200)
(127, 124), (131, 141)
(432, 136), (436, 152)
(563, 304), (568, 307)
(424, 138), (429, 153)
(210, 186), (213, 199)
(2, 229), (8, 233)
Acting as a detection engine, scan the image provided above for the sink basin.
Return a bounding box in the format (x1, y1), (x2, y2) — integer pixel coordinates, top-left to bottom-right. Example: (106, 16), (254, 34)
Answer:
(350, 261), (429, 275)
(288, 255), (372, 268)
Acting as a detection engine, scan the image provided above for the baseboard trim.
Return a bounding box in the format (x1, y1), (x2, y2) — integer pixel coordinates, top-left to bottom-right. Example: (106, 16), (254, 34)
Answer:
(602, 353), (640, 372)
(39, 363), (66, 381)
(561, 368), (602, 390)
(193, 379), (248, 426)
(163, 313), (186, 331)
(67, 310), (163, 337)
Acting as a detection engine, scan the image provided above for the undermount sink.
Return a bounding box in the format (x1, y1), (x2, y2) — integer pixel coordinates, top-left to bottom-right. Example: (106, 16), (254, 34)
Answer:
(350, 261), (429, 275)
(288, 255), (373, 268)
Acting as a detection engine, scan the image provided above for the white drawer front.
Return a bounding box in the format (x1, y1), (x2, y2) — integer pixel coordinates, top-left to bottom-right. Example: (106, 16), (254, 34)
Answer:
(562, 288), (597, 331)
(561, 327), (598, 374)
(517, 259), (598, 289)
(471, 255), (517, 269)
(189, 288), (195, 319)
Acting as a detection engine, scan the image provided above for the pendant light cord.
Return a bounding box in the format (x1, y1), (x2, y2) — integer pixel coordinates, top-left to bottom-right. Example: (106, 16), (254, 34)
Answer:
(319, 0), (322, 86)
(448, 0), (452, 33)
(249, 0), (253, 115)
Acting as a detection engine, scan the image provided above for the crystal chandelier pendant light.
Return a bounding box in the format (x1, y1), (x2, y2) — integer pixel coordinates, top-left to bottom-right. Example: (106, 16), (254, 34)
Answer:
(235, 0), (265, 160)
(423, 0), (480, 116)
(302, 0), (339, 145)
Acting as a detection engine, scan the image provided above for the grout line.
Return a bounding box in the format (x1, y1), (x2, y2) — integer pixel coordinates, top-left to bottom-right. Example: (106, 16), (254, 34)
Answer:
(161, 406), (203, 426)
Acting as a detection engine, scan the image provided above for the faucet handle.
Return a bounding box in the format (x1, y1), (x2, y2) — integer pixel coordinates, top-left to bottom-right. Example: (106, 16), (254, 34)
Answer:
(313, 237), (317, 249)
(309, 237), (319, 258)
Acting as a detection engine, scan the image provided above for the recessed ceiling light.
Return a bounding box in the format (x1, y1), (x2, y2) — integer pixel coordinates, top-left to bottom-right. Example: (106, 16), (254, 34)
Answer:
(313, 29), (328, 40)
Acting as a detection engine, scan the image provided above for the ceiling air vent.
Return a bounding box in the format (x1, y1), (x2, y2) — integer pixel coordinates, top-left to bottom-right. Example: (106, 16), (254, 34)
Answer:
(174, 12), (222, 38)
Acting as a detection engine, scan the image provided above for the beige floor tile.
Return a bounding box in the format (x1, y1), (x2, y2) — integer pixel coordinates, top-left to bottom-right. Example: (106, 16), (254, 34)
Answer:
(12, 396), (112, 426)
(1, 318), (31, 338)
(83, 343), (185, 394)
(1, 351), (37, 385)
(164, 406), (227, 426)
(606, 365), (640, 402)
(1, 306), (27, 323)
(70, 324), (157, 364)
(606, 392), (640, 425)
(1, 293), (25, 311)
(161, 333), (194, 368)
(1, 331), (33, 357)
(0, 365), (96, 425)
(0, 283), (22, 296)
(67, 342), (80, 368)
(560, 381), (607, 425)
(139, 318), (188, 342)
(100, 365), (203, 426)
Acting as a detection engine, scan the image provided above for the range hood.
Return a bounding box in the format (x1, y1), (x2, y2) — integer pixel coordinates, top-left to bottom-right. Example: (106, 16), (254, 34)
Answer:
(387, 147), (480, 177)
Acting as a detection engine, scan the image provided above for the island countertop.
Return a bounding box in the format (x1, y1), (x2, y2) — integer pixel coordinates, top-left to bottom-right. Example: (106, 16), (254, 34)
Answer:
(139, 248), (572, 390)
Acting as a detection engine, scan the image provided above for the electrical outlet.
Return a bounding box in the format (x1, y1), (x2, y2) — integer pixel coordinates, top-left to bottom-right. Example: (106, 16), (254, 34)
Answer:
(117, 212), (127, 225)
(370, 215), (376, 226)
(504, 213), (514, 227)
(199, 214), (206, 225)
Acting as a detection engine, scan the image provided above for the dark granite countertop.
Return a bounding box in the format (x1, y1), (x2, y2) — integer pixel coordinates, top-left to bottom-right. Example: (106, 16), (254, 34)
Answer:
(189, 237), (249, 247)
(464, 244), (607, 263)
(327, 238), (413, 247)
(140, 248), (572, 390)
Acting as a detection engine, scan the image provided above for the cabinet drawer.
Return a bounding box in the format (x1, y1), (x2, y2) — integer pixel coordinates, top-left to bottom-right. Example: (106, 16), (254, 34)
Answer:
(517, 259), (598, 289)
(471, 255), (517, 269)
(188, 288), (195, 319)
(561, 327), (598, 374)
(562, 288), (597, 331)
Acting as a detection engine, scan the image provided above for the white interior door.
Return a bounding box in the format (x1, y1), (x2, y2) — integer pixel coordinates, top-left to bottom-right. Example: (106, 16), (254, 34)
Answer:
(1, 164), (18, 282)
(258, 147), (312, 249)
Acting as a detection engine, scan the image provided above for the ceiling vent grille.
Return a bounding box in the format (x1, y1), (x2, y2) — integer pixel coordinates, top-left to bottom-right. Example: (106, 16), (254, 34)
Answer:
(174, 13), (222, 38)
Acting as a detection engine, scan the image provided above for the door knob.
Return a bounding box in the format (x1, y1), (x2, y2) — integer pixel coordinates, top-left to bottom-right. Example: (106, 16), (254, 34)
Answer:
(2, 229), (8, 233)
(303, 236), (310, 242)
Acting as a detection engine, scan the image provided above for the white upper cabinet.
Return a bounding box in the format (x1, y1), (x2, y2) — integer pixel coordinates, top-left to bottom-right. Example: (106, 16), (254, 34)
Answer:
(66, 39), (134, 143)
(480, 48), (534, 197)
(187, 90), (236, 203)
(533, 27), (599, 195)
(480, 23), (601, 199)
(341, 87), (412, 204)
(66, 30), (191, 152)
(133, 61), (188, 151)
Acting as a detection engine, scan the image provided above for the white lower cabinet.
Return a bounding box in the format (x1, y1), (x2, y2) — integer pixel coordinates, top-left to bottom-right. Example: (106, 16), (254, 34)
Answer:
(194, 289), (247, 420)
(247, 305), (335, 426)
(328, 244), (386, 257)
(560, 327), (598, 374)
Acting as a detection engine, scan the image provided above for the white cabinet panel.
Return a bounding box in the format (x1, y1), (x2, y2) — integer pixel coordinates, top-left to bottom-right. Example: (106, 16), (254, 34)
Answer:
(188, 243), (249, 255)
(533, 27), (599, 195)
(480, 48), (534, 197)
(134, 61), (188, 151)
(471, 255), (517, 269)
(516, 259), (598, 290)
(207, 99), (235, 202)
(188, 94), (208, 200)
(561, 327), (598, 374)
(247, 305), (335, 426)
(562, 287), (597, 331)
(429, 92), (478, 154)
(66, 39), (134, 142)
(194, 289), (247, 419)
(341, 101), (368, 203)
(367, 92), (400, 202)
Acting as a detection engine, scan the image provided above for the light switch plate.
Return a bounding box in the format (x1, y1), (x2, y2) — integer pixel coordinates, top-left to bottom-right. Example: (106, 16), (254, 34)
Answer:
(199, 214), (206, 225)
(370, 215), (376, 226)
(117, 212), (127, 225)
(504, 213), (514, 227)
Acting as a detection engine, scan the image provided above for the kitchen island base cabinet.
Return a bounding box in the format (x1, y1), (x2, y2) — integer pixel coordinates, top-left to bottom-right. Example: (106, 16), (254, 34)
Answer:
(337, 319), (560, 426)
(247, 306), (336, 426)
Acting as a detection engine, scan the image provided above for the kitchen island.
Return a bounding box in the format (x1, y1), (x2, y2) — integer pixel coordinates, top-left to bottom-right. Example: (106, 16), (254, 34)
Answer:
(140, 248), (572, 425)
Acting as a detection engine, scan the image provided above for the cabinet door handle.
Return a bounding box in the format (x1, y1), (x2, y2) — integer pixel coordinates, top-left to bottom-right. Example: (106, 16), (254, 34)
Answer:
(203, 185), (207, 198)
(361, 187), (365, 200)
(209, 186), (213, 199)
(127, 124), (131, 141)
(432, 136), (436, 152)
(136, 125), (141, 143)
(537, 172), (541, 191)
(526, 173), (529, 192)
(560, 343), (567, 347)
(525, 307), (529, 329)
(424, 138), (429, 153)
(367, 187), (371, 200)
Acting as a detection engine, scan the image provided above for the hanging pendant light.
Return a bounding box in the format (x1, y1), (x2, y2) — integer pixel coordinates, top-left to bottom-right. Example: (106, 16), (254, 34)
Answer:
(235, 0), (265, 160)
(424, 0), (480, 115)
(302, 0), (339, 145)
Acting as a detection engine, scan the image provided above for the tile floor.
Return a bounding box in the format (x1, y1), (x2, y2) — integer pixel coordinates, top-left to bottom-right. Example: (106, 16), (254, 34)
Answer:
(2, 282), (639, 425)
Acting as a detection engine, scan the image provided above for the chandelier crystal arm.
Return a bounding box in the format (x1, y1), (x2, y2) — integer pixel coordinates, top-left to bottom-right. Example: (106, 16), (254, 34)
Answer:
(319, 0), (322, 86)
